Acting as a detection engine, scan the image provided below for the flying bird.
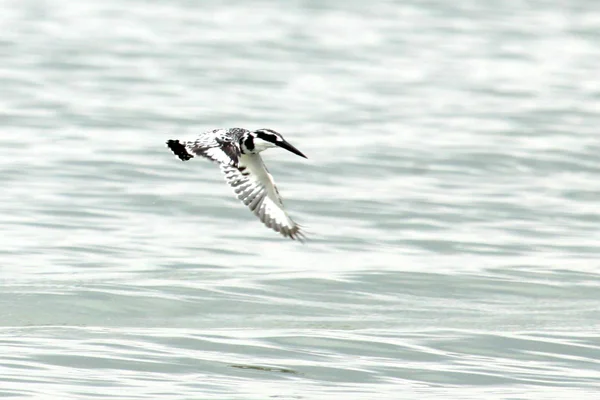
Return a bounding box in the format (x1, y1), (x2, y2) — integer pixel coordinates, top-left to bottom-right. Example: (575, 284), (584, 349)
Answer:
(166, 128), (307, 241)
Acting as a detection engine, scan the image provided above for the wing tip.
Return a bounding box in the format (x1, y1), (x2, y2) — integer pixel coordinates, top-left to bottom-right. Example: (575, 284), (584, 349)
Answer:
(166, 140), (193, 161)
(281, 224), (307, 243)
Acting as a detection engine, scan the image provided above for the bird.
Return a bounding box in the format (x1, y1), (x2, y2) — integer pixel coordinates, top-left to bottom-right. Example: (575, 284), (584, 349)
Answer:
(166, 128), (307, 241)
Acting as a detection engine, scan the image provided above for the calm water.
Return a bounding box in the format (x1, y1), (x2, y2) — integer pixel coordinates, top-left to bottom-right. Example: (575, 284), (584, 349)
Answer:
(1, 0), (600, 398)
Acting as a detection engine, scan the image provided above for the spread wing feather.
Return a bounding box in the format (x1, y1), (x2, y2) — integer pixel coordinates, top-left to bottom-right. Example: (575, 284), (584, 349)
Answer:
(167, 129), (305, 241)
(221, 154), (304, 241)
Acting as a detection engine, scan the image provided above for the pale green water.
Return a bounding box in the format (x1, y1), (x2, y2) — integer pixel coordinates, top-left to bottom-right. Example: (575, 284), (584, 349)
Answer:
(1, 0), (600, 399)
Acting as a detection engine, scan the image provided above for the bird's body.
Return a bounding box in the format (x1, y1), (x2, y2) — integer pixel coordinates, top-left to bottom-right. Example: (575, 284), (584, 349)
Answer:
(166, 128), (307, 241)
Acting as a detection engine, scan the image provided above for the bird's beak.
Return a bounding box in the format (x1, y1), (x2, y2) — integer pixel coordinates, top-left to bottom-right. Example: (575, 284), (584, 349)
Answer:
(277, 139), (308, 159)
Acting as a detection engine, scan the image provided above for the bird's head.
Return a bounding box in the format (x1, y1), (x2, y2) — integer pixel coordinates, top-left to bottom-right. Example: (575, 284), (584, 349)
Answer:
(247, 129), (308, 158)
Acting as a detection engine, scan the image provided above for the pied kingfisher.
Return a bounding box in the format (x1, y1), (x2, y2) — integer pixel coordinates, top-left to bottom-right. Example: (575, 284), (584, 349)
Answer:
(166, 128), (307, 241)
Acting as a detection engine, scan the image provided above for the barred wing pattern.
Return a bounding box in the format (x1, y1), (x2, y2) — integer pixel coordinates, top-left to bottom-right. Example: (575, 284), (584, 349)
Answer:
(221, 154), (304, 241)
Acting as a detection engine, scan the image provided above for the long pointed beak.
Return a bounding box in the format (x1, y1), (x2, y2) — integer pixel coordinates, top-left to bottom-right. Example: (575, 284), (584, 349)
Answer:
(277, 139), (308, 159)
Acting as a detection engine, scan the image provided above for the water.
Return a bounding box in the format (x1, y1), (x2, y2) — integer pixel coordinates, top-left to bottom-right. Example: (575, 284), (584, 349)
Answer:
(1, 0), (600, 398)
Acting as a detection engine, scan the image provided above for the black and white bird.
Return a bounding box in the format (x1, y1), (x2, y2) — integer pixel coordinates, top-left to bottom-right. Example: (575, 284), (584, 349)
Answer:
(166, 128), (307, 241)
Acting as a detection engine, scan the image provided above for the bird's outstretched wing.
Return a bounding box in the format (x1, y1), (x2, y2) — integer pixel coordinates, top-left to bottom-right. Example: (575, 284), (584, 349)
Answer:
(221, 154), (304, 241)
(167, 130), (240, 166)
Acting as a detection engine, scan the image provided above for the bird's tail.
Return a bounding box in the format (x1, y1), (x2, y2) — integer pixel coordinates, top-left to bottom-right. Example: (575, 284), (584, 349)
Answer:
(166, 140), (194, 161)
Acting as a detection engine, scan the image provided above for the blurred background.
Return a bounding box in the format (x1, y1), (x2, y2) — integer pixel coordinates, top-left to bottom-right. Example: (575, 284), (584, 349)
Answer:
(1, 0), (600, 398)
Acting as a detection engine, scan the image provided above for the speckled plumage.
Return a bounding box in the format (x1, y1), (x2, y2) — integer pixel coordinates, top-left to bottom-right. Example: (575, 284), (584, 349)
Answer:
(166, 128), (306, 241)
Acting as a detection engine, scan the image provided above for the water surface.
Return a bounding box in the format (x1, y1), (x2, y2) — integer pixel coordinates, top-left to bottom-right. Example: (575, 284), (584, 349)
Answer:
(1, 0), (600, 398)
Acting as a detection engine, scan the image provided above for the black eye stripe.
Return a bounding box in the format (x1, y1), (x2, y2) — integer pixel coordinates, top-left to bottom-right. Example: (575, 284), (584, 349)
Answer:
(244, 135), (255, 151)
(257, 132), (278, 143)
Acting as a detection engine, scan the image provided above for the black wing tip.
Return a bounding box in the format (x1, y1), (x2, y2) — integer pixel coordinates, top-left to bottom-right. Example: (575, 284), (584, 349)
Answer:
(166, 140), (193, 161)
(289, 232), (307, 243)
(281, 225), (307, 243)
